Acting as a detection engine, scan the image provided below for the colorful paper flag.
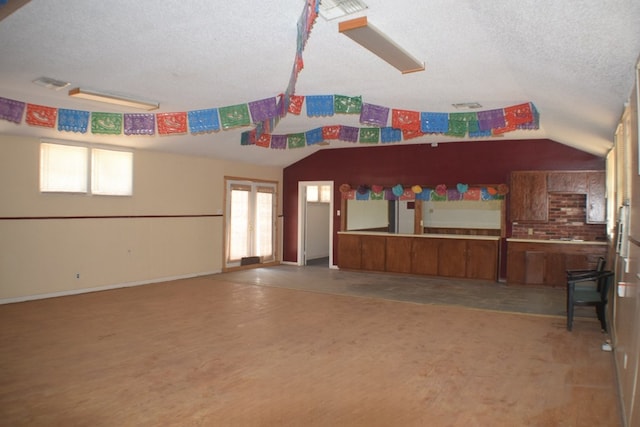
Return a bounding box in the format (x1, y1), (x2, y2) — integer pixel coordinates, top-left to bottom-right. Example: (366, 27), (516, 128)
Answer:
(157, 112), (187, 135)
(91, 112), (122, 135)
(25, 104), (57, 128)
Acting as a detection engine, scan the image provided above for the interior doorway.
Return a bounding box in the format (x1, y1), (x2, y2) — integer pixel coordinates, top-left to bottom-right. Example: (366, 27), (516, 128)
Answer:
(297, 181), (334, 268)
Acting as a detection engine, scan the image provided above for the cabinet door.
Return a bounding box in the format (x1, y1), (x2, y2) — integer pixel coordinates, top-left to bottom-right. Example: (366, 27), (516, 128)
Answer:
(547, 172), (587, 193)
(544, 252), (565, 287)
(411, 238), (439, 275)
(587, 171), (605, 223)
(524, 251), (545, 285)
(510, 172), (548, 222)
(507, 250), (526, 284)
(438, 239), (467, 278)
(466, 240), (498, 280)
(361, 235), (386, 271)
(386, 237), (412, 273)
(338, 234), (361, 269)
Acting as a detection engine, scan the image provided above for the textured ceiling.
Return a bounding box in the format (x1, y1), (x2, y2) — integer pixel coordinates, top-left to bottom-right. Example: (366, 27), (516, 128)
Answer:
(1, 0), (639, 167)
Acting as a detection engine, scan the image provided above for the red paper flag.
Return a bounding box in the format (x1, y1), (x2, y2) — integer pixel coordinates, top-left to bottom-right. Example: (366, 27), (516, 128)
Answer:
(288, 95), (304, 115)
(157, 112), (187, 135)
(256, 133), (271, 148)
(322, 125), (341, 140)
(392, 109), (421, 131)
(402, 128), (424, 140)
(25, 104), (57, 128)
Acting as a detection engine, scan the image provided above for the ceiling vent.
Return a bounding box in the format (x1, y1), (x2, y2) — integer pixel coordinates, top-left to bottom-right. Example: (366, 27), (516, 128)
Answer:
(32, 76), (70, 91)
(452, 102), (482, 110)
(319, 0), (367, 21)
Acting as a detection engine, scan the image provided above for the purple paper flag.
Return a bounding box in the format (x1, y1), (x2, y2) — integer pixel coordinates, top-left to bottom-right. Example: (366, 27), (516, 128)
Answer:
(249, 97), (278, 123)
(360, 103), (389, 127)
(271, 134), (287, 150)
(339, 126), (359, 142)
(0, 97), (25, 123)
(477, 109), (506, 131)
(124, 113), (155, 135)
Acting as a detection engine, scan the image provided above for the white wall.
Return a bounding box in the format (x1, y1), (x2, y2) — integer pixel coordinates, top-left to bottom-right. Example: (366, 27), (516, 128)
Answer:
(0, 135), (282, 301)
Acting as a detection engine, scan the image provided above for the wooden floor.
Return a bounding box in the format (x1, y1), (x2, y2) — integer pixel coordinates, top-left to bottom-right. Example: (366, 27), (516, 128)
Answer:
(0, 269), (621, 426)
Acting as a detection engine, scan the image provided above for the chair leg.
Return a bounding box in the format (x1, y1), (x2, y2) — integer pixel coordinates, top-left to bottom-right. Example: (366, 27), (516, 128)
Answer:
(597, 304), (607, 332)
(567, 302), (574, 331)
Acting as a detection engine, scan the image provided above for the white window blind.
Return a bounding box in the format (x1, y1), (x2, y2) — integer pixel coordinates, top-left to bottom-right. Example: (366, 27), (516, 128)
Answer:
(91, 148), (133, 196)
(40, 141), (133, 196)
(40, 143), (88, 193)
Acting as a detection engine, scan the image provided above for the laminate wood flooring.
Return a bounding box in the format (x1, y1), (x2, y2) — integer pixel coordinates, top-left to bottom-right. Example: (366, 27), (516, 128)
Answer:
(0, 267), (620, 426)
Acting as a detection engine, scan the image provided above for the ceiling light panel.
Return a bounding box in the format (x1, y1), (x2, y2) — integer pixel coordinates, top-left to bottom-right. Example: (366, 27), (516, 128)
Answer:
(69, 88), (159, 111)
(339, 16), (425, 74)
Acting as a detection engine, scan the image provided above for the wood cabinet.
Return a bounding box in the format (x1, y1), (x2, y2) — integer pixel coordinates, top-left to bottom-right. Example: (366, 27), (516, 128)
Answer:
(361, 235), (386, 271)
(547, 172), (587, 192)
(386, 237), (413, 273)
(587, 171), (605, 223)
(410, 238), (439, 275)
(337, 233), (361, 270)
(338, 233), (499, 281)
(510, 171), (548, 222)
(466, 240), (500, 281)
(438, 239), (467, 278)
(506, 240), (607, 287)
(511, 170), (606, 224)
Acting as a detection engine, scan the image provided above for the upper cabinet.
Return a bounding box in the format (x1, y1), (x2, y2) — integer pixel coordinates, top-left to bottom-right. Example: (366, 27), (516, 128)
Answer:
(510, 170), (606, 224)
(587, 171), (605, 224)
(510, 171), (548, 222)
(547, 172), (588, 193)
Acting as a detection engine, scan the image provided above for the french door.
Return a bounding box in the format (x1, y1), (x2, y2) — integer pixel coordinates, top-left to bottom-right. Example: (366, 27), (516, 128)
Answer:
(225, 179), (277, 268)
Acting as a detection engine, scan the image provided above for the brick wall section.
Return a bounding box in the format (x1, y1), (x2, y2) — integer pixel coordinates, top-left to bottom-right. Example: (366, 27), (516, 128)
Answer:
(511, 193), (607, 241)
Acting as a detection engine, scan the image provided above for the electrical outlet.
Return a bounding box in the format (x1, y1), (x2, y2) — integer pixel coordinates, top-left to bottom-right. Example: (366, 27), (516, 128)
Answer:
(76, 273), (80, 279)
(528, 228), (533, 235)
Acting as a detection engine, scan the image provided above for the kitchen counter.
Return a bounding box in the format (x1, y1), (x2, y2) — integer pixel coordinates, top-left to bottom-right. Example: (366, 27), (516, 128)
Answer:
(506, 239), (608, 286)
(340, 231), (500, 241)
(338, 232), (499, 280)
(507, 238), (607, 245)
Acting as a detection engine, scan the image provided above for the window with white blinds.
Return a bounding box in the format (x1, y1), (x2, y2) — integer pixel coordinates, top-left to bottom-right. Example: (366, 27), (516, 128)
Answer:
(40, 141), (133, 196)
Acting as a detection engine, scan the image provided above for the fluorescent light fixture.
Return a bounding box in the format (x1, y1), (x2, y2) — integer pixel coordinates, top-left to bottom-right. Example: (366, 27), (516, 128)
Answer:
(339, 16), (425, 74)
(68, 88), (159, 111)
(319, 0), (367, 21)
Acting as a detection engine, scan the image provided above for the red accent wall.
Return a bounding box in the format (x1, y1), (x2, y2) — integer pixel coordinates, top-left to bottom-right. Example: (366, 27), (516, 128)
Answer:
(283, 139), (605, 265)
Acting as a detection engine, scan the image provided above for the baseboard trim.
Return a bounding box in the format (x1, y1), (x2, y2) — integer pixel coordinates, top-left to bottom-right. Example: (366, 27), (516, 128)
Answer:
(0, 270), (222, 305)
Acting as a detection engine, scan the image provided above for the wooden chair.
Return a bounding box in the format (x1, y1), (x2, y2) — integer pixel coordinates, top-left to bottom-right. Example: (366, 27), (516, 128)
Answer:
(566, 270), (614, 332)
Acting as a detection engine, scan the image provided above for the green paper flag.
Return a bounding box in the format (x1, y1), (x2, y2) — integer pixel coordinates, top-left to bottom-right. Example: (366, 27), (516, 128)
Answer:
(219, 104), (251, 130)
(430, 190), (447, 201)
(287, 133), (306, 149)
(91, 112), (122, 135)
(446, 119), (468, 137)
(334, 95), (362, 114)
(359, 127), (380, 143)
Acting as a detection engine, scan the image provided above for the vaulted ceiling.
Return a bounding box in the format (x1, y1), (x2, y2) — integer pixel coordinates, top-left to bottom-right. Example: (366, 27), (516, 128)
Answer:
(1, 0), (639, 167)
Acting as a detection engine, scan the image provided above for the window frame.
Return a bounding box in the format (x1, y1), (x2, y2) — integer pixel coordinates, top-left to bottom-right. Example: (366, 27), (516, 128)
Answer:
(39, 140), (133, 197)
